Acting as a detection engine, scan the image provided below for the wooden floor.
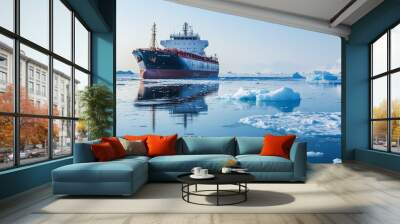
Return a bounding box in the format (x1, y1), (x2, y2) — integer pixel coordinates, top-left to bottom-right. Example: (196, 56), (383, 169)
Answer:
(1, 162), (400, 224)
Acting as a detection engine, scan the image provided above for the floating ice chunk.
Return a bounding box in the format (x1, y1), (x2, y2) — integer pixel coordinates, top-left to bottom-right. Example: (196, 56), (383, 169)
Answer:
(292, 72), (306, 79)
(333, 158), (342, 164)
(307, 151), (324, 157)
(260, 87), (301, 101)
(306, 71), (341, 84)
(239, 111), (341, 136)
(224, 87), (301, 102)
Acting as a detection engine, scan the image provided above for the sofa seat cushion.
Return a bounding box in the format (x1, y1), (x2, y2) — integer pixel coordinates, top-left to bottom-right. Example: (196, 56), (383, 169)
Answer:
(236, 155), (293, 172)
(53, 159), (147, 183)
(149, 154), (235, 172)
(117, 155), (150, 163)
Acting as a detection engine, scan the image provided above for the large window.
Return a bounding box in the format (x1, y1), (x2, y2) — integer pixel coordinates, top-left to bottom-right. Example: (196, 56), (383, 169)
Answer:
(0, 0), (91, 170)
(371, 23), (400, 153)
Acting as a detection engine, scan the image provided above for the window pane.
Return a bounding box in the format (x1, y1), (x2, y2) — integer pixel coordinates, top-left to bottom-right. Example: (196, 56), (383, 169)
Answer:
(75, 18), (89, 69)
(74, 69), (89, 118)
(372, 77), (387, 119)
(391, 72), (400, 118)
(372, 121), (388, 151)
(53, 59), (72, 117)
(75, 120), (88, 143)
(0, 0), (14, 31)
(53, 119), (72, 157)
(20, 44), (49, 115)
(20, 117), (49, 165)
(391, 120), (400, 153)
(53, 0), (72, 60)
(20, 0), (49, 49)
(0, 116), (13, 170)
(392, 24), (400, 70)
(0, 35), (14, 112)
(372, 33), (387, 76)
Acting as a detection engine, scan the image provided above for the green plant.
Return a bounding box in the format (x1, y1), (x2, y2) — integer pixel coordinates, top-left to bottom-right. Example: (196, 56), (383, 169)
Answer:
(79, 84), (114, 140)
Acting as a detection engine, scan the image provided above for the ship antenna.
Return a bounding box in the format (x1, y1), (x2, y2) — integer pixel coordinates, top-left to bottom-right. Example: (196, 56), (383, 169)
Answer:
(150, 23), (157, 49)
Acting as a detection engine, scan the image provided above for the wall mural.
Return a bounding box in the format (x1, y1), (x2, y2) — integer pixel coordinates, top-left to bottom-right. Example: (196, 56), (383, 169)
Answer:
(116, 0), (342, 163)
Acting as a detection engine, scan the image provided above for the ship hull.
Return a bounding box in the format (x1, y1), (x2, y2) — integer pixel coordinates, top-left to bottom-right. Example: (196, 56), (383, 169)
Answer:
(139, 69), (218, 79)
(133, 49), (219, 79)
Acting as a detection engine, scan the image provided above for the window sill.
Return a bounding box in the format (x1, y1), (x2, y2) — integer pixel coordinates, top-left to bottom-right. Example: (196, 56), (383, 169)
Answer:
(0, 156), (72, 176)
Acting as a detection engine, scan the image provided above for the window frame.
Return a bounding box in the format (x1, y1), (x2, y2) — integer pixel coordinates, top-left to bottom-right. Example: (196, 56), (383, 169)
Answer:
(0, 0), (92, 171)
(370, 21), (400, 154)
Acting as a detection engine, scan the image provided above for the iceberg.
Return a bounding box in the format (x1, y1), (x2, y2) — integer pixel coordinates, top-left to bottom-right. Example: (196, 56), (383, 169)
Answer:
(225, 87), (301, 102)
(333, 158), (342, 164)
(307, 151), (324, 157)
(239, 111), (341, 136)
(306, 71), (341, 84)
(292, 72), (306, 79)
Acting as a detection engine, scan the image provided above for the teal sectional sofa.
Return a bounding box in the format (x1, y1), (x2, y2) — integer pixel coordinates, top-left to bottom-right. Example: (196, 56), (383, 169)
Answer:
(52, 137), (307, 196)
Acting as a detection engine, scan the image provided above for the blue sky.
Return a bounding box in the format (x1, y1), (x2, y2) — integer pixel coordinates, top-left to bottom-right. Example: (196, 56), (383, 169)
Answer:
(118, 0), (341, 74)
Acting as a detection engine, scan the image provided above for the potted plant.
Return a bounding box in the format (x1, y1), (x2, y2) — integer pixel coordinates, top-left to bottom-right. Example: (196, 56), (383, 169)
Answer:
(79, 84), (113, 140)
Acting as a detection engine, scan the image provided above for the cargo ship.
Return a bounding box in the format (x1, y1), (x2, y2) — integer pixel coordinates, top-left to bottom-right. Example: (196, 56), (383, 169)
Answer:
(132, 23), (219, 79)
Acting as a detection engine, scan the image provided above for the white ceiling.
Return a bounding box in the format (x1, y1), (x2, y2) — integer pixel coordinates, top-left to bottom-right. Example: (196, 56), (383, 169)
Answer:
(166, 0), (384, 38)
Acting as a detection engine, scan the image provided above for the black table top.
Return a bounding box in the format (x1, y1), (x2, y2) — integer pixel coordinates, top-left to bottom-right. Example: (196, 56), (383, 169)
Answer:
(177, 172), (255, 185)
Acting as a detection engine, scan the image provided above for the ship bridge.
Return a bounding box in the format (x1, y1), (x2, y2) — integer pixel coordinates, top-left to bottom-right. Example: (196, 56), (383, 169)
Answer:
(160, 22), (209, 56)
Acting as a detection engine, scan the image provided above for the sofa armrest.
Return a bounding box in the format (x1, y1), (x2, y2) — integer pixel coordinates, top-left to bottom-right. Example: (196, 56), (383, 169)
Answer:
(289, 142), (307, 182)
(73, 140), (100, 163)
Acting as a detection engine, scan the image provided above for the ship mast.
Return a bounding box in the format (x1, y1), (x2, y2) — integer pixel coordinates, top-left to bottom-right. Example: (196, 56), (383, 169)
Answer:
(183, 22), (189, 36)
(150, 23), (157, 49)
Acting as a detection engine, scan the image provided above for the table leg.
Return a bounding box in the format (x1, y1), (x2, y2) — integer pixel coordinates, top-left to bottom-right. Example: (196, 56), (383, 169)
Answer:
(195, 184), (198, 192)
(187, 184), (190, 202)
(217, 184), (219, 206)
(245, 183), (247, 201)
(181, 184), (183, 199)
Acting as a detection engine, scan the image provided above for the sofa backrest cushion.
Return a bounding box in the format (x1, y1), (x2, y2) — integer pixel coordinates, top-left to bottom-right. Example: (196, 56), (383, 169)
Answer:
(179, 137), (236, 155)
(236, 137), (264, 155)
(73, 139), (100, 163)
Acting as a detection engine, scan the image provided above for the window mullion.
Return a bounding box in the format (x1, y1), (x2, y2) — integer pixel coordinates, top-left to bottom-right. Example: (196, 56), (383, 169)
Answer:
(13, 0), (21, 167)
(388, 30), (391, 153)
(71, 10), (76, 154)
(48, 0), (54, 160)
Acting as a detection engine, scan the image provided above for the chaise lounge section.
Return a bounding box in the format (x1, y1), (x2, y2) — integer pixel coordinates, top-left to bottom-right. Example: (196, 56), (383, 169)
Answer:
(52, 136), (307, 196)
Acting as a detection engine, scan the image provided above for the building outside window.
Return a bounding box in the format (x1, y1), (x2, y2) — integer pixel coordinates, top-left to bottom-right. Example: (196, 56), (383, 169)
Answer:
(0, 71), (6, 85)
(35, 70), (40, 81)
(28, 81), (34, 94)
(35, 83), (40, 95)
(41, 73), (46, 83)
(41, 85), (46, 97)
(0, 55), (7, 67)
(28, 67), (34, 80)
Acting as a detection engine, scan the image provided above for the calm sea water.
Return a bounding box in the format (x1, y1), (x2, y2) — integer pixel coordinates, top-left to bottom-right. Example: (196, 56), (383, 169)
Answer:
(116, 75), (341, 163)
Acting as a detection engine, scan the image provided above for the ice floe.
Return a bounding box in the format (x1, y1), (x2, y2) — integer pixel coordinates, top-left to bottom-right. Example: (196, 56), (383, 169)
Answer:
(307, 151), (325, 157)
(223, 87), (301, 102)
(333, 158), (342, 164)
(239, 111), (341, 136)
(306, 71), (341, 84)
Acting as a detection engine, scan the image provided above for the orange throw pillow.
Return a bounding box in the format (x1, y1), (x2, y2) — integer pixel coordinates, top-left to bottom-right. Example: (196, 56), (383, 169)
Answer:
(260, 134), (296, 159)
(146, 134), (177, 157)
(91, 142), (117, 161)
(101, 137), (127, 158)
(124, 135), (152, 141)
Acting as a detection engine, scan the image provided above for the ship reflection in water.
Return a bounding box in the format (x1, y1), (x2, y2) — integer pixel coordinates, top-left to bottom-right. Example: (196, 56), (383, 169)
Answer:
(134, 81), (219, 131)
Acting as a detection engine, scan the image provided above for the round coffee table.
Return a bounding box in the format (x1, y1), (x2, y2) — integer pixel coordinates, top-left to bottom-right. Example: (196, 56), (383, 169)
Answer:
(177, 173), (255, 206)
